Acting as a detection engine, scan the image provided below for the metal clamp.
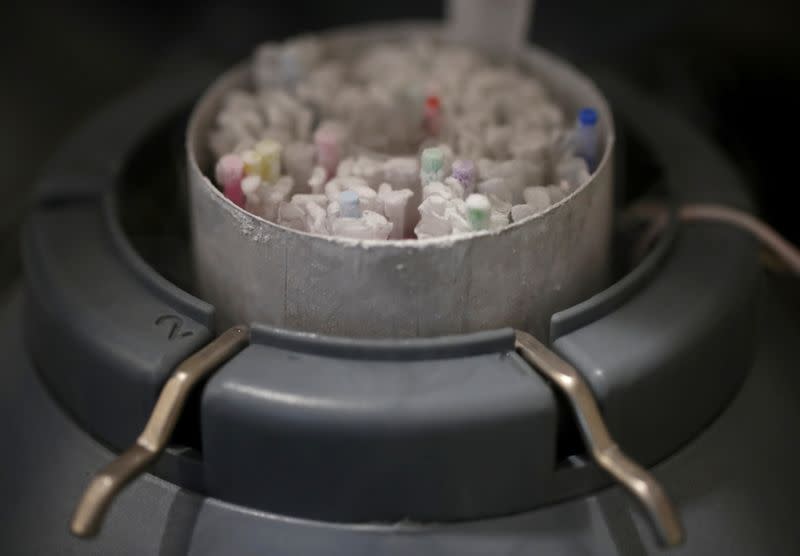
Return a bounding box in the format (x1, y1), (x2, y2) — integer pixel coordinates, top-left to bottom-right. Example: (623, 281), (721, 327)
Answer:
(70, 325), (250, 538)
(515, 330), (685, 547)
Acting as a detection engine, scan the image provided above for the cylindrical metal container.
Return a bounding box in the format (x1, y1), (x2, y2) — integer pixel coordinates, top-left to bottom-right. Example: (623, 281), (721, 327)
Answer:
(187, 23), (614, 339)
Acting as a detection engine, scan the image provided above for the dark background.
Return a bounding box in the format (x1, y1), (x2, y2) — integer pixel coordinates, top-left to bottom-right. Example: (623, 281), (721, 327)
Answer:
(1, 0), (798, 288)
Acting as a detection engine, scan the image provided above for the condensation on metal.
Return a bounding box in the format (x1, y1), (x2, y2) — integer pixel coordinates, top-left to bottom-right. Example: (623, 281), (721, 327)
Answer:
(186, 23), (615, 339)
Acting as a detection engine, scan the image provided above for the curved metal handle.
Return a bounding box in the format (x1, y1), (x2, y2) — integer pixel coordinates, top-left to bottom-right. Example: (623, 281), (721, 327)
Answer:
(515, 330), (685, 547)
(70, 325), (250, 538)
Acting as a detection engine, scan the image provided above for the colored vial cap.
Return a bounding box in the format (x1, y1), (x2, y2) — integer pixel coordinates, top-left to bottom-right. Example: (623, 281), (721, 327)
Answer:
(241, 150), (263, 177)
(421, 147), (444, 173)
(578, 107), (598, 126)
(339, 190), (362, 218)
(425, 95), (441, 110)
(215, 153), (245, 187)
(451, 159), (476, 184)
(253, 139), (282, 181)
(465, 193), (491, 230)
(424, 95), (442, 118)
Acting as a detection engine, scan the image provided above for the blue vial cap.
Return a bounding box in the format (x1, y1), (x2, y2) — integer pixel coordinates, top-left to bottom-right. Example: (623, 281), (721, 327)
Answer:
(578, 107), (598, 126)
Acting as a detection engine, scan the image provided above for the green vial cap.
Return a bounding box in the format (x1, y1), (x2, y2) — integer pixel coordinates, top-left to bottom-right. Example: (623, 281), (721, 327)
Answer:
(421, 147), (444, 173)
(465, 194), (491, 231)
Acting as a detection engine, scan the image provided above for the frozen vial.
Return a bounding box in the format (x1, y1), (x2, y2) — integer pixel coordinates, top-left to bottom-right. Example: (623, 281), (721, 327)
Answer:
(511, 203), (537, 222)
(444, 177), (465, 200)
(308, 165), (327, 194)
(278, 201), (307, 232)
(378, 183), (414, 239)
(450, 159), (477, 194)
(283, 142), (316, 192)
(423, 95), (443, 136)
(420, 147), (445, 187)
(347, 182), (382, 214)
(575, 107), (599, 171)
(444, 199), (471, 235)
(466, 193), (491, 231)
(523, 186), (550, 212)
(339, 190), (362, 218)
(324, 177), (344, 203)
(240, 175), (262, 200)
(241, 149), (262, 178)
(215, 153), (245, 188)
(336, 156), (355, 178)
(423, 181), (454, 201)
(254, 138), (282, 182)
(415, 195), (453, 239)
(314, 121), (348, 178)
(223, 181), (245, 208)
(304, 201), (329, 235)
(241, 176), (264, 217)
(361, 211), (393, 239)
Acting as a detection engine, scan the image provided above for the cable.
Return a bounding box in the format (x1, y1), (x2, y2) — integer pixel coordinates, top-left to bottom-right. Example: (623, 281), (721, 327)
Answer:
(625, 202), (800, 277)
(678, 204), (800, 276)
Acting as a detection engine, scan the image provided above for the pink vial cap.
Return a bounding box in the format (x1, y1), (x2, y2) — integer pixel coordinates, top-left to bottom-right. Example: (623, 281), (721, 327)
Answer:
(215, 154), (245, 187)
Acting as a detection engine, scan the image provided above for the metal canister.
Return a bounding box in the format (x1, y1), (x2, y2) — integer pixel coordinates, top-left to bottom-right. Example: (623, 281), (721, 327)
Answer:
(186, 23), (614, 339)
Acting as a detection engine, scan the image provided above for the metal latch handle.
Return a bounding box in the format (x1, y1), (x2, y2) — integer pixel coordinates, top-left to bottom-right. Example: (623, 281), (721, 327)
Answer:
(70, 325), (250, 538)
(515, 330), (685, 547)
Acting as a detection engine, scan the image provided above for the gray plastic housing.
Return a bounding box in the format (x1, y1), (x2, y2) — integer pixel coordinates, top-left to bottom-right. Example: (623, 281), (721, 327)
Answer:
(202, 327), (560, 522)
(22, 55), (759, 536)
(5, 279), (799, 555)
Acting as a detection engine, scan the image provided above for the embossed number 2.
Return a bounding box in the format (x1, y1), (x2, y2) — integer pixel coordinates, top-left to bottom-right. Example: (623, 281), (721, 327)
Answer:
(155, 315), (194, 340)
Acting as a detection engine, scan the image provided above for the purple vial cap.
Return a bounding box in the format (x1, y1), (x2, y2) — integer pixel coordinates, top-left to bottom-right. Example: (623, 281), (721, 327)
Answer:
(451, 159), (476, 183)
